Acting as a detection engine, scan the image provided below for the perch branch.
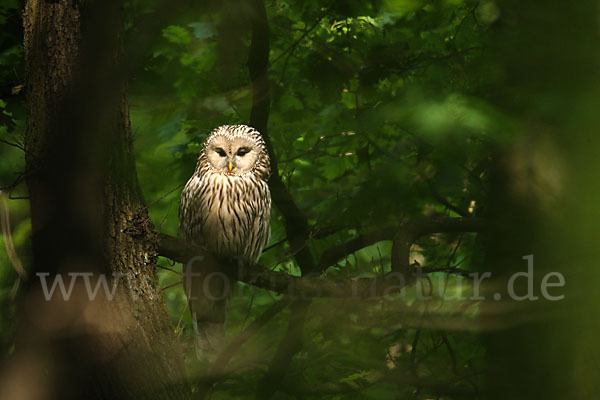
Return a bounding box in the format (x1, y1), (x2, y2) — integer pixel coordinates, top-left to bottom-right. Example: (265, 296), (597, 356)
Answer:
(156, 216), (483, 299)
(158, 233), (411, 298)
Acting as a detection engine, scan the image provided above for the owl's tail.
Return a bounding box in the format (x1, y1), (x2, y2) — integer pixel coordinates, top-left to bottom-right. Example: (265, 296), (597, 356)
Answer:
(183, 260), (229, 361)
(190, 305), (226, 360)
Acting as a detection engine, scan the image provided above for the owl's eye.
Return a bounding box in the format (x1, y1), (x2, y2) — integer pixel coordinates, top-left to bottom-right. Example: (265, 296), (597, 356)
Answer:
(214, 148), (227, 157)
(237, 147), (251, 156)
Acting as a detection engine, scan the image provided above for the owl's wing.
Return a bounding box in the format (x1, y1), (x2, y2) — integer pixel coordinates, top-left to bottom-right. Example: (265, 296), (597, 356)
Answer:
(180, 174), (228, 359)
(179, 175), (205, 245)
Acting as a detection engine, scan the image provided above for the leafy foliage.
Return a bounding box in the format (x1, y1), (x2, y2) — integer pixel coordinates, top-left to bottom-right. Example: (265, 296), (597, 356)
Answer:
(124, 0), (493, 397)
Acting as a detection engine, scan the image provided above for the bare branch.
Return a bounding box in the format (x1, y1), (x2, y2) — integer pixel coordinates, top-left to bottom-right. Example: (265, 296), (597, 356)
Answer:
(318, 218), (484, 271)
(317, 227), (396, 270)
(429, 184), (468, 217)
(0, 138), (25, 151)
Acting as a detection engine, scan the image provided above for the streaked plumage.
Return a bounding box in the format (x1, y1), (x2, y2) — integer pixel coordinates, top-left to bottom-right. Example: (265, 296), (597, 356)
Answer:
(179, 124), (271, 358)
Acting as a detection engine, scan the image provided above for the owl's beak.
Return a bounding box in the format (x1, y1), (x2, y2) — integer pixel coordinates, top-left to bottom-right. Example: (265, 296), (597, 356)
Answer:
(228, 161), (233, 171)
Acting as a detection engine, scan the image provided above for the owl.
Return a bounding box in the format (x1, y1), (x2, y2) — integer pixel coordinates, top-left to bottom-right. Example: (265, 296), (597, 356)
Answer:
(179, 124), (271, 358)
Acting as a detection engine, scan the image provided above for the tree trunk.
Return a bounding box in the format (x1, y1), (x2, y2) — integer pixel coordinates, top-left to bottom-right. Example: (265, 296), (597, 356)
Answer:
(1, 1), (190, 399)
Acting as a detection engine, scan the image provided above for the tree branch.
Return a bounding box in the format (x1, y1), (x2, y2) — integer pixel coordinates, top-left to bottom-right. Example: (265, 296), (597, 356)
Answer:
(318, 218), (484, 272)
(156, 216), (483, 299)
(0, 138), (25, 152)
(158, 233), (412, 298)
(317, 227), (396, 270)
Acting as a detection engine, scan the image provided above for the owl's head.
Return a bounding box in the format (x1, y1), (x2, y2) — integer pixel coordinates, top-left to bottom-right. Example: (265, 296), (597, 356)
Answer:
(201, 125), (270, 179)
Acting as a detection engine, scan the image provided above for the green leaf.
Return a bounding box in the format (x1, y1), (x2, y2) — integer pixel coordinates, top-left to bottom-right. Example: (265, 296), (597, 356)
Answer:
(162, 25), (191, 45)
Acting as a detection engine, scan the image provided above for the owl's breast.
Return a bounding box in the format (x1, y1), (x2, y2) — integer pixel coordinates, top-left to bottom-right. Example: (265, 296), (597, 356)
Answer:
(182, 173), (270, 265)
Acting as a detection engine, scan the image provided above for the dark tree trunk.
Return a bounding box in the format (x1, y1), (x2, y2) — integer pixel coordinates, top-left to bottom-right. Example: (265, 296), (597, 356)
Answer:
(5, 1), (192, 399)
(245, 1), (315, 398)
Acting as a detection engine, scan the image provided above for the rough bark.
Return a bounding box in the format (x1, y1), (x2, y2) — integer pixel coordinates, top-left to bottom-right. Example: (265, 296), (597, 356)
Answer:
(1, 1), (191, 399)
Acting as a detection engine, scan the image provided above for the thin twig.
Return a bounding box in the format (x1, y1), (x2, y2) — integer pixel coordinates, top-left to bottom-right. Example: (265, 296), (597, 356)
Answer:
(161, 280), (182, 291)
(155, 264), (179, 274)
(0, 191), (27, 281)
(446, 235), (464, 266)
(175, 301), (189, 337)
(241, 286), (257, 329)
(0, 138), (25, 151)
(451, 2), (479, 42)
(441, 334), (458, 374)
(270, 2), (335, 67)
(158, 199), (175, 231)
(0, 171), (26, 192)
(410, 329), (421, 373)
(145, 183), (184, 209)
(1, 169), (32, 200)
(262, 237), (287, 252)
